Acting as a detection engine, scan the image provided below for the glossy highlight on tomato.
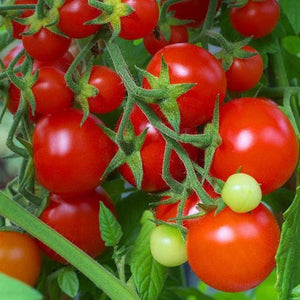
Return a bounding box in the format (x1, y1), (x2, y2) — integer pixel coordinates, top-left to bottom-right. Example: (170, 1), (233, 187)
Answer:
(230, 0), (280, 38)
(118, 105), (199, 192)
(187, 204), (280, 292)
(118, 0), (159, 40)
(143, 43), (227, 128)
(33, 108), (115, 195)
(38, 187), (115, 264)
(211, 97), (299, 194)
(0, 231), (41, 286)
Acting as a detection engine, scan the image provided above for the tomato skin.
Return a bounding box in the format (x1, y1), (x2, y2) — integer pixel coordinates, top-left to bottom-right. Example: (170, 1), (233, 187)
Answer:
(118, 106), (199, 192)
(143, 43), (227, 128)
(230, 0), (280, 39)
(161, 0), (221, 28)
(11, 0), (38, 39)
(187, 204), (280, 292)
(33, 108), (115, 195)
(156, 181), (219, 228)
(38, 187), (115, 264)
(87, 65), (126, 114)
(22, 28), (71, 62)
(225, 45), (264, 92)
(211, 97), (299, 195)
(58, 0), (101, 38)
(0, 231), (41, 286)
(143, 26), (188, 56)
(118, 0), (159, 40)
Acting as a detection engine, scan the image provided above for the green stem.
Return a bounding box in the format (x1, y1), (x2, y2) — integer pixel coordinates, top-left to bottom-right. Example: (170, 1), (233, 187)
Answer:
(0, 4), (36, 10)
(159, 0), (184, 23)
(198, 0), (219, 48)
(0, 191), (140, 300)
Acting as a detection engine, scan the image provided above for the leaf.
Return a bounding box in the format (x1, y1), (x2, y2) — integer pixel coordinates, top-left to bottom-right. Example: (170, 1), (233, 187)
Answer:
(0, 273), (43, 300)
(280, 0), (300, 35)
(276, 187), (300, 299)
(171, 287), (213, 300)
(57, 267), (79, 298)
(130, 210), (167, 300)
(99, 201), (123, 247)
(282, 36), (300, 58)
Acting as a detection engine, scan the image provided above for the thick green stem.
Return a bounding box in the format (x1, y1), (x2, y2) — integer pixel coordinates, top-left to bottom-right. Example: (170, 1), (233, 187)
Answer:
(0, 4), (36, 10)
(0, 192), (140, 300)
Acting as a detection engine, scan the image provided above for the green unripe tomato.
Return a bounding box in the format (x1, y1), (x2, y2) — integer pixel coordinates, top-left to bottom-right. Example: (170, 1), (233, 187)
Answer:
(221, 173), (262, 213)
(150, 225), (187, 267)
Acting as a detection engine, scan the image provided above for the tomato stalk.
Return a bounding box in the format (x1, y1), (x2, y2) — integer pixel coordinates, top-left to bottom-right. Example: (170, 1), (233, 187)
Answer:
(0, 191), (141, 300)
(0, 4), (36, 11)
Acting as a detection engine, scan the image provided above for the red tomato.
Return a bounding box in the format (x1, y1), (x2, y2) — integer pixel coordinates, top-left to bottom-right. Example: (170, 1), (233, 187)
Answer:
(33, 108), (115, 195)
(225, 45), (264, 92)
(211, 97), (299, 194)
(118, 106), (199, 192)
(87, 65), (125, 114)
(9, 67), (73, 116)
(143, 25), (188, 56)
(38, 187), (115, 264)
(22, 27), (71, 61)
(0, 231), (41, 286)
(11, 0), (38, 39)
(161, 0), (221, 28)
(156, 181), (219, 228)
(187, 204), (280, 292)
(58, 0), (101, 38)
(118, 0), (159, 40)
(230, 0), (280, 38)
(143, 43), (227, 128)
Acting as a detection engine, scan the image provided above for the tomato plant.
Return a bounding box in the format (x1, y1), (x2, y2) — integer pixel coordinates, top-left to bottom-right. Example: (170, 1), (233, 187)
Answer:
(211, 97), (299, 195)
(143, 43), (227, 128)
(224, 45), (264, 92)
(87, 65), (125, 114)
(33, 108), (115, 195)
(230, 0), (280, 38)
(38, 187), (115, 264)
(187, 204), (280, 292)
(22, 27), (71, 61)
(0, 231), (41, 286)
(150, 224), (187, 267)
(221, 173), (262, 213)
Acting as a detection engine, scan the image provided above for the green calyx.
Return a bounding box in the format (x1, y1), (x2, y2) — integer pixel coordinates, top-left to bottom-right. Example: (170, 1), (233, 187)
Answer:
(138, 56), (195, 132)
(206, 30), (257, 71)
(87, 0), (134, 40)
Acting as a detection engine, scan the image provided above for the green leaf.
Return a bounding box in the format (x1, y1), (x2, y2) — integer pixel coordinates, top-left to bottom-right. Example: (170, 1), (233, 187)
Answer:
(280, 0), (300, 35)
(171, 287), (213, 300)
(57, 267), (79, 298)
(130, 210), (167, 300)
(0, 273), (43, 300)
(276, 187), (300, 299)
(100, 201), (123, 247)
(282, 36), (300, 58)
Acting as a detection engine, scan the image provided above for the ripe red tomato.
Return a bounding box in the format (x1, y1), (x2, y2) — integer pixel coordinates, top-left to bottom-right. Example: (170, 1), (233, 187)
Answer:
(156, 181), (219, 228)
(118, 0), (159, 40)
(22, 27), (71, 61)
(87, 65), (126, 114)
(11, 0), (38, 39)
(143, 43), (227, 128)
(186, 204), (280, 292)
(161, 0), (221, 28)
(230, 0), (280, 38)
(38, 187), (115, 264)
(9, 67), (73, 116)
(210, 97), (299, 194)
(143, 25), (188, 56)
(118, 106), (199, 192)
(0, 231), (41, 286)
(33, 108), (115, 195)
(58, 0), (101, 38)
(225, 45), (264, 92)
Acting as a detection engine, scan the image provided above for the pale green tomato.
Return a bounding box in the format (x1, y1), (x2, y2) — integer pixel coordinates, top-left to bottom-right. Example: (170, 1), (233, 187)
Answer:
(221, 173), (262, 213)
(150, 225), (187, 267)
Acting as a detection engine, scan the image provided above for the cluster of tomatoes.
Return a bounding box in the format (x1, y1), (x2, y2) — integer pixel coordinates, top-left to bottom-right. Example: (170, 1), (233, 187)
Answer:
(0, 0), (296, 297)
